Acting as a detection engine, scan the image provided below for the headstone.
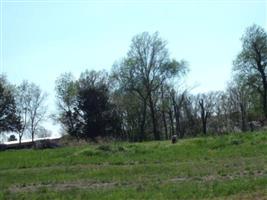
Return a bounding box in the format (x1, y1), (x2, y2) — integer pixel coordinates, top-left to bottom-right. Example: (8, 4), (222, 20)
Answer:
(171, 135), (177, 144)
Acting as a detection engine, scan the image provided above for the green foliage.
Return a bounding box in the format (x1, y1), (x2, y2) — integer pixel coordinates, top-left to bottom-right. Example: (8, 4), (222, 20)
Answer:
(78, 85), (120, 139)
(8, 135), (17, 142)
(0, 75), (21, 133)
(111, 32), (188, 141)
(55, 72), (80, 138)
(55, 70), (121, 140)
(233, 24), (267, 117)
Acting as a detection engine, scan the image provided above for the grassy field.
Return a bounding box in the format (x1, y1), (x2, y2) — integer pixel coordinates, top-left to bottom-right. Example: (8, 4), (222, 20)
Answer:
(0, 132), (266, 199)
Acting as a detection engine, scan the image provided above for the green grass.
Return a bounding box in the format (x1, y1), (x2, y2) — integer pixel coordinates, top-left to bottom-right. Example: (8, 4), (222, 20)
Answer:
(0, 132), (266, 199)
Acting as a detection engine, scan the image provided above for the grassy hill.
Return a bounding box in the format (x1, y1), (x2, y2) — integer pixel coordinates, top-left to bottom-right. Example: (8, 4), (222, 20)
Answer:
(0, 132), (266, 199)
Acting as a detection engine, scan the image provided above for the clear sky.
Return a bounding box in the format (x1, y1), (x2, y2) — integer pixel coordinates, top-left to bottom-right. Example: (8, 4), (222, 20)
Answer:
(0, 0), (266, 136)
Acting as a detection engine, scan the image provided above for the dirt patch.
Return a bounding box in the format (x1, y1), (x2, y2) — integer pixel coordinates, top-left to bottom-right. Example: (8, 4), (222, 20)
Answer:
(166, 170), (267, 184)
(9, 170), (267, 193)
(212, 190), (267, 200)
(10, 180), (118, 193)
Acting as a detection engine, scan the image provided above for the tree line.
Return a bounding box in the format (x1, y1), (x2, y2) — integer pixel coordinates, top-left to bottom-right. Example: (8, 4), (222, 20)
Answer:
(1, 24), (267, 143)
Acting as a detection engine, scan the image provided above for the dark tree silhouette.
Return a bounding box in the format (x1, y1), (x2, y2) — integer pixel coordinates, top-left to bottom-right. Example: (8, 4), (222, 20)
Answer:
(77, 83), (120, 139)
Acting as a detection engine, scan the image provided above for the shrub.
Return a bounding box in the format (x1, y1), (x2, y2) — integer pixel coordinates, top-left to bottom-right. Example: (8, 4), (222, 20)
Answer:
(230, 139), (243, 146)
(34, 140), (60, 150)
(0, 144), (6, 151)
(97, 145), (112, 152)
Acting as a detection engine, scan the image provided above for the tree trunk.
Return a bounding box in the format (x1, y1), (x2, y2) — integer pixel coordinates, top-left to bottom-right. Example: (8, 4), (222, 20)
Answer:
(256, 52), (267, 118)
(161, 110), (168, 139)
(240, 103), (247, 132)
(160, 86), (168, 139)
(169, 109), (174, 136)
(172, 96), (181, 138)
(175, 109), (181, 137)
(263, 84), (267, 118)
(139, 100), (147, 141)
(199, 99), (207, 135)
(202, 118), (207, 135)
(148, 93), (160, 140)
(172, 99), (181, 138)
(19, 134), (22, 145)
(31, 124), (34, 142)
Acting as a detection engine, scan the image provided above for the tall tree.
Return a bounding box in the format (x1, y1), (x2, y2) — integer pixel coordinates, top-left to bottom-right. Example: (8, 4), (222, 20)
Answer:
(77, 70), (121, 140)
(0, 75), (21, 134)
(55, 73), (81, 139)
(234, 24), (267, 117)
(113, 32), (187, 140)
(15, 81), (31, 144)
(112, 60), (149, 141)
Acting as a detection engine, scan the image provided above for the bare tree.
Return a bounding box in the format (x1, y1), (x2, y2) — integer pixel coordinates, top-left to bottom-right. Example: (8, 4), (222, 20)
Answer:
(29, 85), (47, 142)
(16, 81), (47, 142)
(15, 81), (30, 144)
(171, 89), (187, 138)
(197, 93), (216, 135)
(211, 91), (231, 133)
(227, 80), (251, 132)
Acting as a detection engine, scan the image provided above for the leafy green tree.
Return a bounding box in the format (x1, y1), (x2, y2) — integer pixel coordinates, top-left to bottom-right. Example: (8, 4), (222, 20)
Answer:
(77, 70), (121, 139)
(111, 63), (149, 141)
(8, 135), (17, 142)
(0, 75), (21, 134)
(55, 73), (81, 139)
(234, 24), (267, 117)
(113, 32), (187, 140)
(111, 88), (147, 141)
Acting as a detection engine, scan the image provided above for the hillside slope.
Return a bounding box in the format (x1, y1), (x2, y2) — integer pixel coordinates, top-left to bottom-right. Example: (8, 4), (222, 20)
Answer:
(0, 132), (266, 199)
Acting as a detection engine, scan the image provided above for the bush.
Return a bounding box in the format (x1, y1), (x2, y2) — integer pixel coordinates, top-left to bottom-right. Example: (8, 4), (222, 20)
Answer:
(79, 148), (100, 156)
(8, 135), (17, 142)
(0, 144), (6, 151)
(97, 145), (112, 152)
(230, 139), (243, 146)
(34, 140), (60, 150)
(58, 135), (88, 147)
(117, 146), (126, 152)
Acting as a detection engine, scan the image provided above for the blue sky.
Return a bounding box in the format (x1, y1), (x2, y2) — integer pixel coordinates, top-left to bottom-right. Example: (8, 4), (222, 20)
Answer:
(0, 0), (266, 136)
